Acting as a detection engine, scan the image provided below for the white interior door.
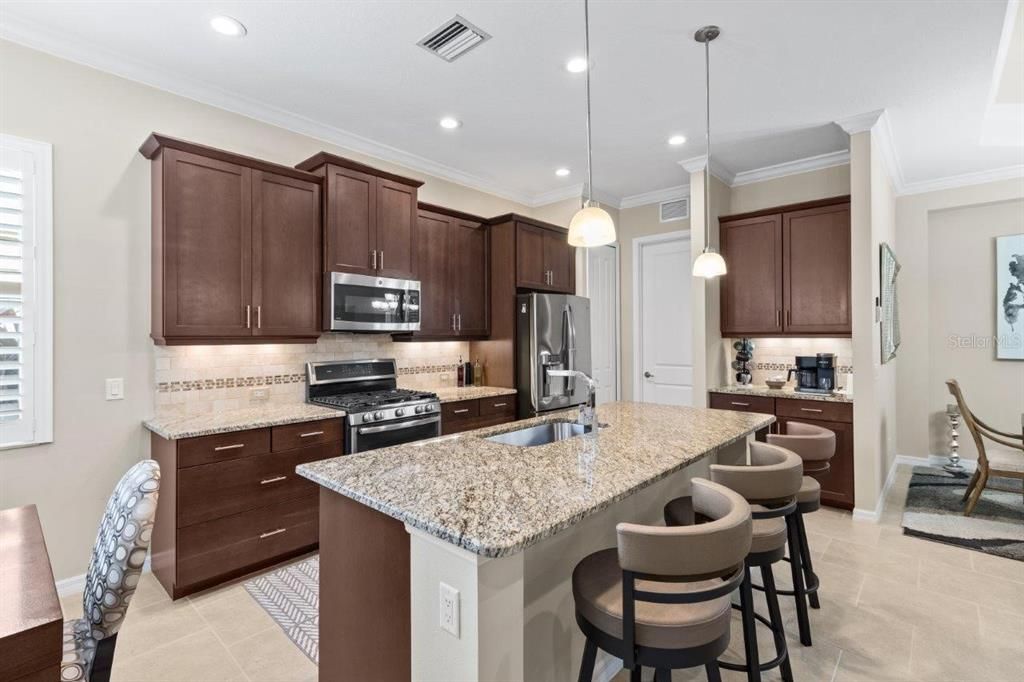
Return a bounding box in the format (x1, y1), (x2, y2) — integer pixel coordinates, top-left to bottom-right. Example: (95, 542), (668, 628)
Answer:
(587, 245), (619, 403)
(636, 234), (693, 405)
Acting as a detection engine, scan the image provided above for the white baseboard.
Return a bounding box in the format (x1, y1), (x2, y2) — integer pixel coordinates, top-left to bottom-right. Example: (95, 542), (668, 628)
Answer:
(594, 655), (623, 682)
(852, 454), (978, 523)
(56, 556), (152, 598)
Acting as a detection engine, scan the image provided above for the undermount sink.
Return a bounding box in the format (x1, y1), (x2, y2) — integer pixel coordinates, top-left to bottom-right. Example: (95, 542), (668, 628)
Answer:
(485, 421), (591, 447)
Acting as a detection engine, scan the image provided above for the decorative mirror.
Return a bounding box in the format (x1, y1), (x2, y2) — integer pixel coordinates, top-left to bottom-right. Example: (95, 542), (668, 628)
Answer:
(880, 242), (901, 364)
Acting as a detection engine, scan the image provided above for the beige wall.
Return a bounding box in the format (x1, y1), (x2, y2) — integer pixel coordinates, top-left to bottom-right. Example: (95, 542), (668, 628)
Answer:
(729, 164), (850, 214)
(0, 40), (560, 581)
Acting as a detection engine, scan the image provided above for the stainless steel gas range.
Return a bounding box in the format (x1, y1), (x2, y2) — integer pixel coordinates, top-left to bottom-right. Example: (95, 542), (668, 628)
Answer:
(306, 359), (441, 454)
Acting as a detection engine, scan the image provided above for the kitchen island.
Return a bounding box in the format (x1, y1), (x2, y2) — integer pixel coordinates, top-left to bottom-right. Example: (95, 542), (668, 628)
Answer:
(297, 401), (773, 682)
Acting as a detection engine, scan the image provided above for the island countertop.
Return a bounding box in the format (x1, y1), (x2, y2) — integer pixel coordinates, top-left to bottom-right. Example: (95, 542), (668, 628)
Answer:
(297, 401), (773, 558)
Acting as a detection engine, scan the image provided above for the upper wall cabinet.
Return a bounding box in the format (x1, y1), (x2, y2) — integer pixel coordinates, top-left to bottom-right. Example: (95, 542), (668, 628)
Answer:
(505, 216), (575, 294)
(295, 153), (423, 281)
(141, 134), (322, 345)
(720, 196), (851, 337)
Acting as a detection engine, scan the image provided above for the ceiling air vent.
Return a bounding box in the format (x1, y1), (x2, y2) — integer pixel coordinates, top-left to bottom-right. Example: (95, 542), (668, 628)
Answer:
(418, 15), (491, 62)
(660, 197), (689, 222)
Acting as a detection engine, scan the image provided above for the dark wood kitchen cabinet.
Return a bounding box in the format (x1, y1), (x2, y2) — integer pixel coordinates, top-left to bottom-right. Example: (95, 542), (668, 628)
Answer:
(719, 196), (850, 337)
(511, 217), (575, 293)
(295, 152), (423, 281)
(402, 203), (489, 339)
(141, 134), (322, 345)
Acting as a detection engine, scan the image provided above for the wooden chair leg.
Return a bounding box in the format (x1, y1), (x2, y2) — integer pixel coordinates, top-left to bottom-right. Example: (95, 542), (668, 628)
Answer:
(577, 639), (597, 682)
(965, 470), (988, 516)
(961, 469), (981, 502)
(705, 661), (723, 682)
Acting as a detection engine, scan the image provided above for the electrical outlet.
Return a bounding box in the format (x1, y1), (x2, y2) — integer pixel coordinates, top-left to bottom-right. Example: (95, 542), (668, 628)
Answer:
(105, 378), (124, 401)
(251, 388), (269, 402)
(439, 582), (460, 638)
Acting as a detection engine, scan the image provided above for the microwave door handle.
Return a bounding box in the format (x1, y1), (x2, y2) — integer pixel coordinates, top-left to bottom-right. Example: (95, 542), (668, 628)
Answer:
(357, 416), (440, 435)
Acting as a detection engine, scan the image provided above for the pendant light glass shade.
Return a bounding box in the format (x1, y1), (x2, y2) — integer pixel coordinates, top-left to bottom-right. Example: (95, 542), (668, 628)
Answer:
(692, 247), (727, 278)
(569, 201), (616, 247)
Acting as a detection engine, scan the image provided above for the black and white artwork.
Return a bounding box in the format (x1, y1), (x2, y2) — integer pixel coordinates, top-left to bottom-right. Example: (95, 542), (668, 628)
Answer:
(996, 233), (1024, 360)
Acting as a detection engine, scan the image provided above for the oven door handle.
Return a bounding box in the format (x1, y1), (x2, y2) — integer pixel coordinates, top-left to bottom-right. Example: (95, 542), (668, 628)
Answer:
(356, 416), (440, 435)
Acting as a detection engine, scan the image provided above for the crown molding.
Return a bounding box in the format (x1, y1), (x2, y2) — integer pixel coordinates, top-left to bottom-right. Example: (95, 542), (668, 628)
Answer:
(529, 183), (584, 207)
(871, 110), (907, 193)
(0, 14), (562, 208)
(730, 150), (850, 187)
(834, 109), (885, 135)
(678, 155), (736, 185)
(618, 185), (690, 209)
(898, 164), (1024, 196)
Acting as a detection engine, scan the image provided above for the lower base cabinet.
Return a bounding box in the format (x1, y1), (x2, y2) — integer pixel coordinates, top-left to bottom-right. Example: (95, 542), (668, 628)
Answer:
(150, 418), (343, 599)
(442, 396), (516, 435)
(709, 392), (855, 510)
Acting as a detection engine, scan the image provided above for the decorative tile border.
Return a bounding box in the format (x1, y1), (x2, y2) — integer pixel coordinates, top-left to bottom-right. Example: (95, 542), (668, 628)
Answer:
(156, 365), (461, 393)
(752, 362), (854, 374)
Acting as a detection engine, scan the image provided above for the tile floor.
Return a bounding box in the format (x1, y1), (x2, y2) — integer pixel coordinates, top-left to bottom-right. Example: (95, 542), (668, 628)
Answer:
(64, 464), (1021, 681)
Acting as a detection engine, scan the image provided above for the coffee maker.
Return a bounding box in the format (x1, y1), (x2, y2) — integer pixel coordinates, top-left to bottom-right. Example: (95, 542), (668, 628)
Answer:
(788, 354), (836, 394)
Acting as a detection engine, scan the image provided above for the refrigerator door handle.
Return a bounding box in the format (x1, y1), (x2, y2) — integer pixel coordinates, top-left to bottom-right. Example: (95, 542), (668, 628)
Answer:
(563, 303), (577, 394)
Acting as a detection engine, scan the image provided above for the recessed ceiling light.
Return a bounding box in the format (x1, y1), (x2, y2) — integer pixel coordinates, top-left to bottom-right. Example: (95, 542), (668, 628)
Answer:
(210, 15), (246, 37)
(439, 117), (461, 130)
(668, 134), (687, 146)
(565, 57), (588, 73)
(555, 168), (571, 177)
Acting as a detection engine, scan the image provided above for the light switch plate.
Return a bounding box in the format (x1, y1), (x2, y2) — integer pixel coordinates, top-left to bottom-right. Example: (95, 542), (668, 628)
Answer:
(439, 582), (460, 638)
(105, 378), (124, 401)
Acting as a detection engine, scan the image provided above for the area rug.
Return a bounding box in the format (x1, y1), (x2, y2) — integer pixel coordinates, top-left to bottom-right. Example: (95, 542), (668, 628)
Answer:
(901, 466), (1024, 562)
(244, 556), (320, 663)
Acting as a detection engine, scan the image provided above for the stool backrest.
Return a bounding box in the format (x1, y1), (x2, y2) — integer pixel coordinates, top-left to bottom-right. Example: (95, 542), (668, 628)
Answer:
(616, 478), (751, 578)
(710, 441), (803, 504)
(767, 421), (835, 463)
(82, 459), (161, 643)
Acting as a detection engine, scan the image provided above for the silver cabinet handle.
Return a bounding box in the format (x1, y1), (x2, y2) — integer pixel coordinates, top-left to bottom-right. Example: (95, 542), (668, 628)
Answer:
(457, 313), (462, 331)
(371, 250), (377, 269)
(260, 476), (287, 485)
(451, 313), (457, 331)
(256, 305), (261, 329)
(492, 402), (507, 407)
(259, 528), (287, 539)
(644, 371), (654, 378)
(452, 408), (470, 414)
(245, 305), (251, 329)
(300, 430), (324, 438)
(379, 250), (384, 270)
(800, 407), (824, 414)
(731, 401), (751, 407)
(214, 443), (245, 451)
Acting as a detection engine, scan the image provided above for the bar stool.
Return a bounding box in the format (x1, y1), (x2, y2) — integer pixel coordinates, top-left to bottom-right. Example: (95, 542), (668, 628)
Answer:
(572, 478), (752, 682)
(667, 442), (804, 682)
(767, 421), (837, 635)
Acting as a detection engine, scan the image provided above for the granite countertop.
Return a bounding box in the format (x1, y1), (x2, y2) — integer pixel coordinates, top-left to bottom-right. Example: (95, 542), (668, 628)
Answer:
(432, 386), (518, 403)
(144, 403), (344, 440)
(710, 385), (853, 404)
(297, 401), (773, 558)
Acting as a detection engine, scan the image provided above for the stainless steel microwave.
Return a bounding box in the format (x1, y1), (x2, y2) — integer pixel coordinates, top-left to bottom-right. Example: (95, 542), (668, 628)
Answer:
(324, 272), (421, 332)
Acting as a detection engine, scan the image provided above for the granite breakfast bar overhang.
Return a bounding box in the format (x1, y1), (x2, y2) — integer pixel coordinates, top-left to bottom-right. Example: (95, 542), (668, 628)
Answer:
(297, 401), (774, 682)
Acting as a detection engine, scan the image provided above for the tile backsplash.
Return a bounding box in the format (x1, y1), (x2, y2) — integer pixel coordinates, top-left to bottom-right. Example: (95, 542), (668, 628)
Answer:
(721, 337), (854, 388)
(154, 335), (474, 417)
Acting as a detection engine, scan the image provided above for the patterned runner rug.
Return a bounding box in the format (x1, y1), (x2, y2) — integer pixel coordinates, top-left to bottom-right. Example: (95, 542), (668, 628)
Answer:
(244, 556), (320, 663)
(902, 466), (1024, 562)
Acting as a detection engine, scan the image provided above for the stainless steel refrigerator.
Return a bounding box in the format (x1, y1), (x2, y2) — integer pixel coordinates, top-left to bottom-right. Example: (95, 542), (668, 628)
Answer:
(516, 293), (592, 416)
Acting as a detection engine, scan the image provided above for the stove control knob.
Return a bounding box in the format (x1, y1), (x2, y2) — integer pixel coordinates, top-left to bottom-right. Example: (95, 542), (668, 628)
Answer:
(362, 414), (373, 423)
(395, 408), (405, 417)
(424, 404), (434, 413)
(414, 405), (424, 414)
(374, 411), (384, 421)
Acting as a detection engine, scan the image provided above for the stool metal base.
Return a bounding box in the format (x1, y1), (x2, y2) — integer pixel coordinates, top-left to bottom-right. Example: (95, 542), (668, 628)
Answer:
(716, 562), (794, 682)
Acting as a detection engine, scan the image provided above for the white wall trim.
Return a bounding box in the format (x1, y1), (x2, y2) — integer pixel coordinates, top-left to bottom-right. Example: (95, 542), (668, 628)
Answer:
(678, 155), (736, 186)
(871, 110), (907, 193)
(730, 150), (850, 187)
(834, 109), (885, 135)
(851, 453), (978, 523)
(594, 656), (623, 682)
(631, 230), (691, 402)
(899, 164), (1024, 196)
(584, 244), (622, 401)
(618, 185), (690, 210)
(530, 182), (584, 208)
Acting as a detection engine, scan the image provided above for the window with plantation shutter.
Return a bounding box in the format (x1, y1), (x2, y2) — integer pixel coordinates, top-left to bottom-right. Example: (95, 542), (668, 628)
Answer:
(0, 135), (52, 448)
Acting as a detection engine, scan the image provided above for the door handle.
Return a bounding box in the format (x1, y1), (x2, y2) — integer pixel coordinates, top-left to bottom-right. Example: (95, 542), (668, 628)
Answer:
(256, 305), (261, 329)
(245, 305), (251, 329)
(800, 407), (824, 414)
(644, 371), (654, 379)
(214, 443), (245, 452)
(452, 408), (470, 414)
(451, 313), (457, 331)
(731, 401), (751, 407)
(457, 313), (462, 331)
(259, 528), (287, 539)
(299, 430), (324, 438)
(260, 476), (287, 485)
(371, 250), (377, 269)
(379, 251), (384, 270)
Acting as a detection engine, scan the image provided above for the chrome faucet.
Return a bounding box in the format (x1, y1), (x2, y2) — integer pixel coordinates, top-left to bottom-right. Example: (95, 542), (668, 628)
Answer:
(546, 369), (598, 428)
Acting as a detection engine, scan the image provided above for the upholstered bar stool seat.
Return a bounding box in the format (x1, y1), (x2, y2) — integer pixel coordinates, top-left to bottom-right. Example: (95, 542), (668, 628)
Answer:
(750, 514), (788, 557)
(797, 476), (821, 512)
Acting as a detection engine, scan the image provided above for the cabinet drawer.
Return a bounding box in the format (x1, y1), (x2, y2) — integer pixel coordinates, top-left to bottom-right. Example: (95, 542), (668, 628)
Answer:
(443, 399), (479, 422)
(709, 393), (775, 415)
(178, 428), (271, 468)
(176, 495), (317, 589)
(177, 441), (338, 527)
(478, 396), (515, 418)
(271, 418), (343, 452)
(775, 398), (852, 424)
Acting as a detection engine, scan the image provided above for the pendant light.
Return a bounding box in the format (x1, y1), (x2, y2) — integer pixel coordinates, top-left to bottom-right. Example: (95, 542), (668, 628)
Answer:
(568, 0), (616, 248)
(691, 25), (727, 279)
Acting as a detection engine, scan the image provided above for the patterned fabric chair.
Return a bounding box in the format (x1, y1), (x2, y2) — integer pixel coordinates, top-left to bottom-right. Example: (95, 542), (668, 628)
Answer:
(61, 460), (161, 682)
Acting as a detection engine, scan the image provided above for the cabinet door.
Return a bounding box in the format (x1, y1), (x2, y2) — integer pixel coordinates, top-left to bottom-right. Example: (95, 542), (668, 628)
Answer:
(415, 211), (454, 336)
(720, 214), (783, 335)
(543, 230), (575, 293)
(516, 223), (548, 289)
(251, 170), (321, 338)
(777, 416), (855, 510)
(162, 149), (252, 339)
(783, 203), (851, 334)
(376, 179), (417, 280)
(451, 220), (489, 336)
(324, 166), (376, 276)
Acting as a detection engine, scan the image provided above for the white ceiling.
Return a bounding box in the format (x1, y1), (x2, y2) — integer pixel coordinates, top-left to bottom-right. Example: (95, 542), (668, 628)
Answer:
(2, 0), (1022, 204)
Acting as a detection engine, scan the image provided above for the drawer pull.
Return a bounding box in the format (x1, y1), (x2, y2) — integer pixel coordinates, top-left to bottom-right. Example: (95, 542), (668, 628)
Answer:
(800, 408), (824, 414)
(452, 409), (470, 414)
(259, 528), (287, 539)
(299, 431), (325, 438)
(730, 401), (750, 407)
(492, 402), (508, 407)
(260, 476), (287, 485)
(214, 443), (245, 451)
